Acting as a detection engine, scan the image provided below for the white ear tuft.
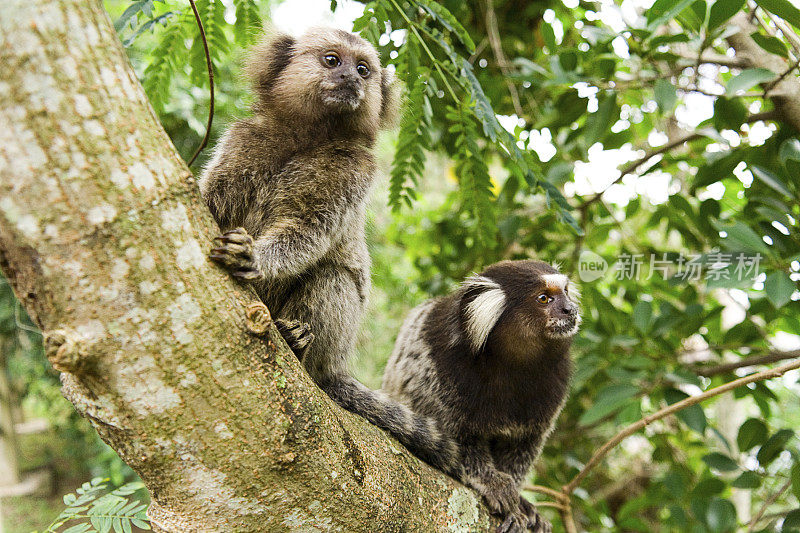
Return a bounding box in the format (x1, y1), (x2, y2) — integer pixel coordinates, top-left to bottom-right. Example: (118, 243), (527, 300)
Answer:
(462, 276), (506, 352)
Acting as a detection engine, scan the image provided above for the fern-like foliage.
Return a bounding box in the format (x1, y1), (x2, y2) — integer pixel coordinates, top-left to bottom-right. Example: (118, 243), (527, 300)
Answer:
(448, 102), (497, 244)
(189, 0), (228, 86)
(36, 477), (150, 533)
(354, 0), (580, 235)
(142, 15), (186, 113)
(232, 0), (262, 46)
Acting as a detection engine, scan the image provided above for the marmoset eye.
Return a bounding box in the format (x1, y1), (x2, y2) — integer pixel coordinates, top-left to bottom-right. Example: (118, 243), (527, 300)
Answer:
(323, 53), (341, 67)
(356, 62), (370, 78)
(537, 294), (551, 304)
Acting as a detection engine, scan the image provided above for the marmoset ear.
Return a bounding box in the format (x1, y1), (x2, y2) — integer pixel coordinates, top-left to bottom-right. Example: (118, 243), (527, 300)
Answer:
(245, 30), (296, 99)
(379, 69), (402, 129)
(460, 275), (507, 353)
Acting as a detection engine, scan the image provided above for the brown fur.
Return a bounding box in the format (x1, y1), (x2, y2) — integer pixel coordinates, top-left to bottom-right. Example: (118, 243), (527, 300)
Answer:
(199, 27), (466, 479)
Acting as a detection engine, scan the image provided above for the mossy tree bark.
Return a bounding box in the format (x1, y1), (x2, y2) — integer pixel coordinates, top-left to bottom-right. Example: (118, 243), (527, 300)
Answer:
(0, 1), (493, 531)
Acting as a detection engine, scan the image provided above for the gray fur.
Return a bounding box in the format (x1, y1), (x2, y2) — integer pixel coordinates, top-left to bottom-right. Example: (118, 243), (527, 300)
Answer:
(199, 27), (461, 476)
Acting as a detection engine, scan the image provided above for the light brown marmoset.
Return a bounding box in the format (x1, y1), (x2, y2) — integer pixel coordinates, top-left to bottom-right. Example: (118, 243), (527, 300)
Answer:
(199, 27), (460, 472)
(383, 260), (580, 533)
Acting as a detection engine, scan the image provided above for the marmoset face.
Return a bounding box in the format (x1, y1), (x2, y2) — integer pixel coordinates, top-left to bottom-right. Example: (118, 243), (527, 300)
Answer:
(273, 28), (383, 119)
(531, 273), (581, 339)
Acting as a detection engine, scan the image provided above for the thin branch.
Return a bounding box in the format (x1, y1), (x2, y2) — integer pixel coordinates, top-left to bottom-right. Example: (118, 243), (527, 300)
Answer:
(763, 10), (800, 55)
(560, 503), (578, 533)
(562, 357), (800, 494)
(748, 479), (792, 532)
(671, 50), (750, 69)
(693, 349), (800, 377)
(765, 56), (800, 97)
(522, 484), (568, 502)
(187, 0), (214, 167)
(482, 0), (524, 116)
(581, 131), (702, 209)
(580, 110), (778, 208)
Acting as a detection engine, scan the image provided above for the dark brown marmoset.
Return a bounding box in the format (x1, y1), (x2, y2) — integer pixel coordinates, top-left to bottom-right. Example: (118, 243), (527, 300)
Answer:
(199, 27), (460, 472)
(383, 260), (580, 533)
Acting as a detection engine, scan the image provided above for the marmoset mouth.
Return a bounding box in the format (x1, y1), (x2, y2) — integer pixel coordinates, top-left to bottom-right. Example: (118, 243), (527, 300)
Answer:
(322, 84), (364, 111)
(545, 316), (581, 338)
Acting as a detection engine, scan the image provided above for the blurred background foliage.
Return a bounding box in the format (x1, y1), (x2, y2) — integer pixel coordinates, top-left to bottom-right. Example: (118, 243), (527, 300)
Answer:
(2, 0), (800, 531)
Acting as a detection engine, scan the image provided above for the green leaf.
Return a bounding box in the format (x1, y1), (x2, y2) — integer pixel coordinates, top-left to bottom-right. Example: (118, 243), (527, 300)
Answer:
(578, 384), (640, 426)
(751, 32), (790, 57)
(765, 271), (795, 308)
(702, 452), (740, 472)
(584, 92), (617, 146)
(63, 525), (91, 533)
(632, 300), (653, 333)
(647, 0), (696, 28)
(665, 388), (707, 433)
(541, 22), (556, 49)
(654, 79), (678, 111)
(732, 471), (762, 489)
(757, 428), (794, 466)
(708, 0), (746, 30)
(706, 497), (737, 532)
(714, 97), (747, 130)
(726, 68), (776, 94)
(737, 418), (769, 451)
(784, 509), (800, 531)
(755, 0), (800, 28)
(750, 166), (794, 197)
(791, 462), (800, 501)
(414, 0), (476, 52)
(712, 220), (771, 254)
(779, 138), (800, 165)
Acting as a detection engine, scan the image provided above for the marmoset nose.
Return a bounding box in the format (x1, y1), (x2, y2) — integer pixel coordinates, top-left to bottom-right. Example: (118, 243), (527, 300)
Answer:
(561, 303), (576, 317)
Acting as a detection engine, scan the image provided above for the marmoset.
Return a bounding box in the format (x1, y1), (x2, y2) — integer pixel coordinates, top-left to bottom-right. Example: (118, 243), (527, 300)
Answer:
(383, 260), (580, 533)
(199, 28), (459, 472)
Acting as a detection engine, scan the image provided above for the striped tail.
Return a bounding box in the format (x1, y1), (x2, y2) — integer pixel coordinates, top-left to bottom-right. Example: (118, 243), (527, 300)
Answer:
(322, 375), (462, 477)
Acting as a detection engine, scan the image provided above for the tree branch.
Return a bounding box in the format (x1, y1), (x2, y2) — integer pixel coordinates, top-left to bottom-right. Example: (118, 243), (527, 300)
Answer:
(692, 349), (800, 377)
(0, 2), (498, 530)
(747, 479), (792, 532)
(562, 357), (800, 494)
(482, 0), (524, 116)
(581, 110), (778, 208)
(727, 12), (800, 130)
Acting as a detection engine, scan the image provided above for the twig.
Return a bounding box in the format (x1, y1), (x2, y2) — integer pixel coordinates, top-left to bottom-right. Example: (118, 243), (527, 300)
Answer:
(533, 501), (566, 510)
(763, 10), (800, 55)
(580, 110), (778, 208)
(187, 0), (214, 167)
(482, 0), (523, 116)
(581, 131), (702, 209)
(765, 56), (800, 97)
(671, 49), (749, 69)
(693, 349), (800, 377)
(562, 357), (800, 494)
(522, 484), (568, 502)
(388, 0), (460, 103)
(560, 502), (578, 533)
(747, 479), (792, 532)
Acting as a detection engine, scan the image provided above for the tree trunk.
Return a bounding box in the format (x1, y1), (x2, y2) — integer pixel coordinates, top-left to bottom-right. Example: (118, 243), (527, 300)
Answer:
(0, 1), (494, 531)
(728, 13), (800, 131)
(0, 339), (20, 488)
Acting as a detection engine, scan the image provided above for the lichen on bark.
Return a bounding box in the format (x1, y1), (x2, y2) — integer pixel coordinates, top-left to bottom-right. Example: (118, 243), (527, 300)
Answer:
(0, 1), (498, 531)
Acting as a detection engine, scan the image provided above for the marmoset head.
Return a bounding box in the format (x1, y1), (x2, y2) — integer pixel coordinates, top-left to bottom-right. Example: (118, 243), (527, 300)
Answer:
(246, 27), (399, 134)
(460, 260), (581, 356)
